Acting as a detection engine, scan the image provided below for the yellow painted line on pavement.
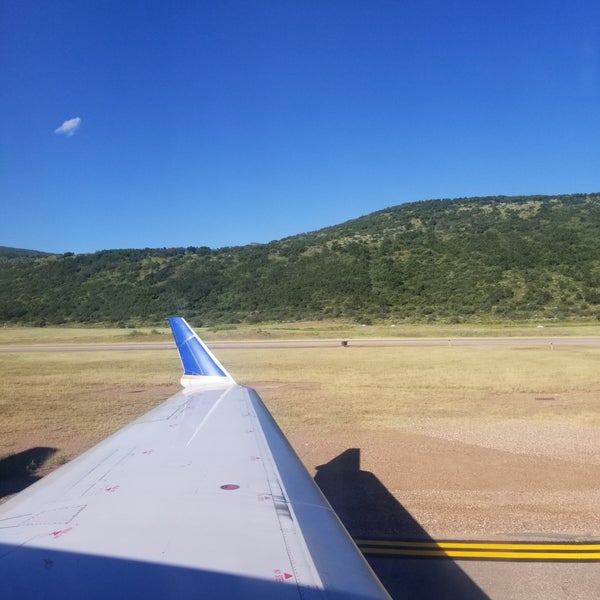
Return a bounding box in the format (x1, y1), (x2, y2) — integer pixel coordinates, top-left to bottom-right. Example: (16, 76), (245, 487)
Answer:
(355, 539), (600, 561)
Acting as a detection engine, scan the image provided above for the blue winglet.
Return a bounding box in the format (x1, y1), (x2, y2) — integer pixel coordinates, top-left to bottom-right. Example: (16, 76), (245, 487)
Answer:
(168, 317), (234, 384)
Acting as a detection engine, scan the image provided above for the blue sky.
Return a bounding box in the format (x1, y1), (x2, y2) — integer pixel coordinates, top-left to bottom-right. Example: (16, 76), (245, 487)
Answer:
(2, 1), (599, 254)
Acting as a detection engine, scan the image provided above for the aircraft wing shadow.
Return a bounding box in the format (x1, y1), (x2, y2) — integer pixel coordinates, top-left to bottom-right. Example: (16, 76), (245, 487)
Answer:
(315, 448), (490, 600)
(0, 447), (58, 500)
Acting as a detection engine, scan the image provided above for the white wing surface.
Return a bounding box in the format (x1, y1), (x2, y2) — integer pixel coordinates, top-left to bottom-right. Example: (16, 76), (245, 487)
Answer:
(0, 317), (390, 599)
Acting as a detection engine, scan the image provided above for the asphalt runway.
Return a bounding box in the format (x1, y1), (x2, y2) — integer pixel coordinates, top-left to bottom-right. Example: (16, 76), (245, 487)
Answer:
(3, 336), (600, 353)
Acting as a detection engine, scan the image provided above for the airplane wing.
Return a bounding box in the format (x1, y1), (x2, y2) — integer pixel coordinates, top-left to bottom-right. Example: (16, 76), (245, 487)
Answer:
(0, 317), (390, 599)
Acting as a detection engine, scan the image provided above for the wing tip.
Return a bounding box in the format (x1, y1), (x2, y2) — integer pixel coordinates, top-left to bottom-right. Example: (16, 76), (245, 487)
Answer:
(168, 316), (235, 386)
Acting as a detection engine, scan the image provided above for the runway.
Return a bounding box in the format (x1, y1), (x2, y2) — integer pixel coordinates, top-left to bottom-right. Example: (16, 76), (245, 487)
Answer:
(3, 336), (600, 353)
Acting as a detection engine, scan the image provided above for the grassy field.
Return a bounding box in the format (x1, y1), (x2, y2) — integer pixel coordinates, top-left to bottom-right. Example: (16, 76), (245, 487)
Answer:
(2, 337), (600, 470)
(224, 346), (600, 429)
(0, 350), (181, 467)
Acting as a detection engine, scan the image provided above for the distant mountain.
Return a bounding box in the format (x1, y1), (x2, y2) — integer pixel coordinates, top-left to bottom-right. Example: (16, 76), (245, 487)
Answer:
(2, 193), (600, 325)
(0, 246), (53, 258)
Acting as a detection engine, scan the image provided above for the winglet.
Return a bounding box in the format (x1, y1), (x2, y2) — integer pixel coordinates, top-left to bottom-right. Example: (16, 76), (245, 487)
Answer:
(168, 317), (235, 388)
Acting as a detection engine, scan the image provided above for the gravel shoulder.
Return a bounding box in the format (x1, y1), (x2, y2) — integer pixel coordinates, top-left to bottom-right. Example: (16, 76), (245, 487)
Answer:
(288, 420), (600, 541)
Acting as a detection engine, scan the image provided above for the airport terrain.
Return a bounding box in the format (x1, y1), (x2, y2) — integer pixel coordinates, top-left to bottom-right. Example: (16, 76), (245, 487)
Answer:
(1, 327), (599, 598)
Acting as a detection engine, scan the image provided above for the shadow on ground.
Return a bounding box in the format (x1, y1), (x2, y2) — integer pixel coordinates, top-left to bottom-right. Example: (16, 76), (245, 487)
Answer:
(315, 448), (490, 600)
(0, 447), (58, 500)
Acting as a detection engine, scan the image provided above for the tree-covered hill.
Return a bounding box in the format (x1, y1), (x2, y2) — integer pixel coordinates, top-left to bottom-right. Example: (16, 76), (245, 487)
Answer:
(2, 193), (600, 325)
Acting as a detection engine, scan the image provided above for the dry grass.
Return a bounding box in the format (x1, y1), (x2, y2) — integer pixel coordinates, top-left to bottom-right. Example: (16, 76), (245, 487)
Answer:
(224, 346), (600, 431)
(0, 351), (180, 462)
(2, 343), (600, 468)
(252, 320), (600, 339)
(0, 326), (171, 345)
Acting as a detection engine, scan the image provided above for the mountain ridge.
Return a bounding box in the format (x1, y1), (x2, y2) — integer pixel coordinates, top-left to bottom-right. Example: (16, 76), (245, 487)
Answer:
(2, 193), (600, 325)
(0, 246), (53, 258)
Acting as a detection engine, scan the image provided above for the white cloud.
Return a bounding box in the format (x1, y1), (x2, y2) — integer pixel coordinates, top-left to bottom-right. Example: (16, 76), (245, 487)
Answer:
(54, 117), (82, 137)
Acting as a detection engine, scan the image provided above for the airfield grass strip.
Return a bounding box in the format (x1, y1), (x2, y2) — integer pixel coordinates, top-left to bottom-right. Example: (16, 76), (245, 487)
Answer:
(3, 342), (600, 466)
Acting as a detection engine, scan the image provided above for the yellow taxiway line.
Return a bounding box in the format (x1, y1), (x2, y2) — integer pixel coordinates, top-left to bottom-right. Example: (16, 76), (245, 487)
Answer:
(355, 539), (600, 561)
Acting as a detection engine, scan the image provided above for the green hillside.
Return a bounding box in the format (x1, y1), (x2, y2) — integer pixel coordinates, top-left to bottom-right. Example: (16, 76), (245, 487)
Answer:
(2, 193), (600, 325)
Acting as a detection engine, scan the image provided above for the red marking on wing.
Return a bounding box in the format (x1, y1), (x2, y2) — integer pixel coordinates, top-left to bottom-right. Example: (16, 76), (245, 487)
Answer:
(274, 569), (294, 582)
(105, 485), (120, 493)
(51, 528), (72, 539)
